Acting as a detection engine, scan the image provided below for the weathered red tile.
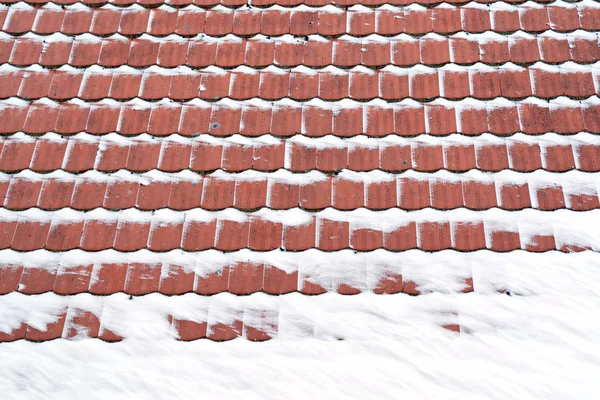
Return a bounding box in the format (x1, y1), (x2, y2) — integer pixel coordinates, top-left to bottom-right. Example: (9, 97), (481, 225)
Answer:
(160, 265), (195, 295)
(317, 219), (349, 251)
(148, 221), (184, 251)
(168, 180), (203, 210)
(113, 221), (150, 251)
(499, 182), (531, 210)
(463, 180), (498, 209)
(536, 185), (566, 211)
(489, 230), (521, 252)
(418, 221), (451, 251)
(181, 219), (216, 251)
(453, 222), (486, 251)
(18, 267), (56, 294)
(54, 265), (93, 295)
(215, 219), (249, 251)
(0, 265), (23, 294)
(26, 312), (67, 341)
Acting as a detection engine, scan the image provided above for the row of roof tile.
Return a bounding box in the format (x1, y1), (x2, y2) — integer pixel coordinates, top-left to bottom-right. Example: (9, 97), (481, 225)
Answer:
(2, 4), (598, 37)
(3, 172), (597, 211)
(3, 64), (600, 101)
(2, 134), (597, 173)
(3, 34), (599, 67)
(0, 0), (587, 7)
(0, 211), (594, 252)
(2, 99), (600, 135)
(0, 262), (461, 296)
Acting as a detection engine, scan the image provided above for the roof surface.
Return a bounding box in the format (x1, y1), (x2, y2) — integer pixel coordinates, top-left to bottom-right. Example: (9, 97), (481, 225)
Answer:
(1, 0), (600, 397)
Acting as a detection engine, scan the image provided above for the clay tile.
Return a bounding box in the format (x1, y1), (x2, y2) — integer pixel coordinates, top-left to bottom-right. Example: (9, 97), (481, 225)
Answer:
(486, 103), (520, 135)
(290, 10), (318, 35)
(380, 144), (411, 172)
(490, 8), (519, 32)
(17, 267), (56, 295)
(348, 9), (375, 36)
(45, 220), (84, 251)
(453, 221), (486, 251)
(234, 179), (268, 209)
(538, 37), (571, 63)
(275, 41), (304, 67)
(98, 39), (129, 67)
(332, 40), (361, 67)
(350, 227), (383, 252)
(529, 68), (562, 98)
(305, 40), (333, 67)
(12, 220), (51, 251)
(519, 7), (550, 32)
(30, 139), (67, 172)
(158, 41), (189, 68)
(410, 70), (439, 100)
(80, 220), (118, 251)
(205, 8), (233, 35)
(430, 179), (463, 209)
(441, 70), (470, 99)
(271, 105), (300, 137)
(136, 180), (171, 211)
(282, 217), (315, 251)
(62, 140), (98, 173)
(181, 219), (216, 252)
(187, 41), (217, 68)
(26, 311), (67, 341)
(432, 6), (461, 33)
(124, 263), (161, 295)
(268, 180), (300, 209)
(394, 105), (425, 136)
(289, 71), (319, 100)
(379, 71), (409, 100)
(508, 141), (542, 172)
(418, 221), (451, 251)
(582, 104), (600, 133)
(62, 9), (94, 35)
(147, 105), (183, 136)
(348, 144), (379, 171)
(11, 39), (43, 66)
(148, 8), (178, 35)
(462, 7), (491, 33)
(159, 265), (195, 295)
(71, 180), (107, 211)
(568, 192), (600, 211)
(364, 106), (394, 137)
(366, 180), (396, 210)
(317, 218), (349, 251)
(259, 70), (290, 100)
(332, 176), (364, 210)
(578, 5), (600, 30)
(4, 7), (36, 34)
(201, 176), (235, 210)
(542, 144), (575, 172)
(4, 179), (41, 209)
(90, 8), (122, 35)
(425, 104), (456, 135)
(158, 142), (191, 172)
(19, 71), (53, 100)
(0, 140), (35, 172)
(248, 218), (283, 251)
(119, 8), (150, 35)
(375, 9), (404, 35)
(398, 178), (430, 210)
(240, 106), (272, 136)
(518, 102), (552, 135)
(69, 41), (102, 67)
(114, 221), (151, 252)
(232, 9), (261, 35)
(104, 180), (140, 210)
(535, 185), (566, 211)
(318, 10), (347, 36)
(575, 144), (600, 172)
(463, 180), (498, 209)
(30, 7), (61, 33)
(215, 219), (249, 251)
(391, 40), (420, 66)
(404, 7), (432, 34)
(0, 70), (23, 98)
(245, 40), (275, 68)
(126, 141), (161, 172)
(479, 39), (510, 64)
(190, 141), (223, 172)
(476, 143), (509, 172)
(302, 105), (332, 137)
(498, 182), (531, 210)
(263, 266), (298, 294)
(349, 69), (378, 100)
(222, 143), (253, 172)
(488, 229), (521, 252)
(55, 103), (90, 135)
(508, 37), (541, 64)
(148, 221), (184, 251)
(332, 106), (363, 137)
(176, 10), (205, 36)
(420, 38), (450, 65)
(209, 105), (242, 136)
(0, 265), (24, 295)
(127, 39), (159, 68)
(38, 179), (75, 210)
(561, 70), (595, 98)
(449, 37), (480, 64)
(169, 180), (203, 210)
(217, 39), (249, 68)
(0, 220), (17, 250)
(412, 143), (444, 172)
